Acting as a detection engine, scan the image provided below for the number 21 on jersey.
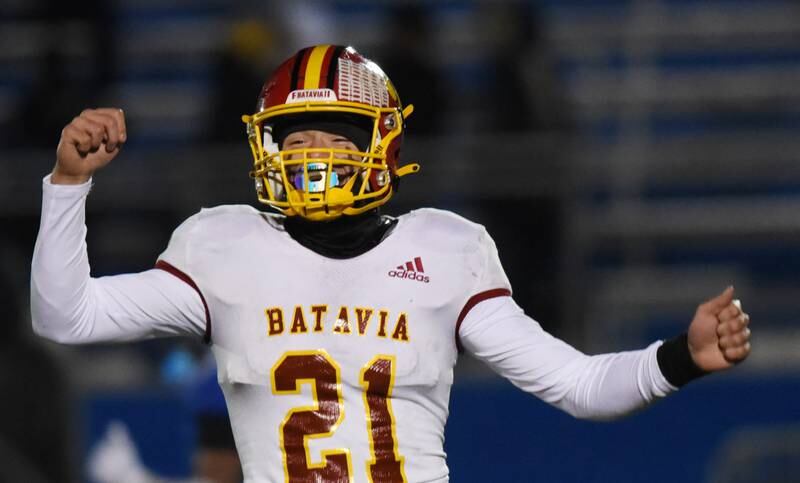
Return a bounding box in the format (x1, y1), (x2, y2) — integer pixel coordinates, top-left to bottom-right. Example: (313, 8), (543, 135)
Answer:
(271, 350), (407, 482)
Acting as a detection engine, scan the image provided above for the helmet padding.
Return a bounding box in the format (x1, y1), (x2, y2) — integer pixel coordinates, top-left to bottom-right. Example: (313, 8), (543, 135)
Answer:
(271, 112), (373, 152)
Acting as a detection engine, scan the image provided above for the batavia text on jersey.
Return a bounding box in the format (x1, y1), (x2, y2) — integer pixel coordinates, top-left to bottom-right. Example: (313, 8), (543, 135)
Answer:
(264, 304), (410, 342)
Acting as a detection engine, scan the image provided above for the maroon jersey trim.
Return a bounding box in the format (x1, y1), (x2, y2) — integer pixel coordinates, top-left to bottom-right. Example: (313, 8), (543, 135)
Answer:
(155, 260), (212, 344)
(455, 288), (512, 353)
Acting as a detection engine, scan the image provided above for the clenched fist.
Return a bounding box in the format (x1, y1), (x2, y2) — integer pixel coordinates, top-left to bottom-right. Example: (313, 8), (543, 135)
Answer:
(688, 286), (752, 372)
(52, 108), (127, 185)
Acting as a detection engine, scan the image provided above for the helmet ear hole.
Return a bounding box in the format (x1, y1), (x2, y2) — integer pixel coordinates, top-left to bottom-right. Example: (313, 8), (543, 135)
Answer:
(383, 113), (397, 131)
(377, 170), (390, 187)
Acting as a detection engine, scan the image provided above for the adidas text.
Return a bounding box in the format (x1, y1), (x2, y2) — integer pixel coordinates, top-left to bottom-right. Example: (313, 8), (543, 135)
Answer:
(388, 270), (430, 283)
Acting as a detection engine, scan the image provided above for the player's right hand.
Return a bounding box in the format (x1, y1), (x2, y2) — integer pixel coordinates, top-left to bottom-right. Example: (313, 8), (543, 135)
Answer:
(52, 108), (127, 185)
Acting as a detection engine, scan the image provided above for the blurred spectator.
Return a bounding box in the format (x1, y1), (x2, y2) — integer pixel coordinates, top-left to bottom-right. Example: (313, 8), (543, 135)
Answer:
(273, 0), (339, 50)
(207, 19), (283, 143)
(5, 0), (116, 148)
(6, 48), (90, 149)
(477, 1), (572, 132)
(184, 357), (240, 483)
(377, 4), (448, 136)
(88, 355), (240, 483)
(467, 2), (572, 332)
(0, 266), (72, 481)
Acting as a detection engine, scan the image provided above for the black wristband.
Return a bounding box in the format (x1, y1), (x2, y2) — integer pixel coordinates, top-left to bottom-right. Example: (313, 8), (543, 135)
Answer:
(656, 333), (708, 387)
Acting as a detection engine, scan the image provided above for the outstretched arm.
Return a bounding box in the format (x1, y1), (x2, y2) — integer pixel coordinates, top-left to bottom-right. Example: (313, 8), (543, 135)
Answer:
(31, 109), (206, 344)
(458, 288), (750, 421)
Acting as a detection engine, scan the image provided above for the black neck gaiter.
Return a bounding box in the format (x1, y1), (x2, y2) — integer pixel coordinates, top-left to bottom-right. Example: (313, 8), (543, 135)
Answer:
(283, 210), (397, 259)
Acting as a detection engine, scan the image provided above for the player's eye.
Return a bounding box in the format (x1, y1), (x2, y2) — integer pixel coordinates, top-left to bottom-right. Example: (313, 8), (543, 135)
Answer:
(334, 138), (357, 149)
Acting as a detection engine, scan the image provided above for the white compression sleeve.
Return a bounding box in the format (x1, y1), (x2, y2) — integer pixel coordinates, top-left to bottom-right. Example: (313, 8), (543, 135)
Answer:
(31, 176), (206, 344)
(459, 296), (677, 421)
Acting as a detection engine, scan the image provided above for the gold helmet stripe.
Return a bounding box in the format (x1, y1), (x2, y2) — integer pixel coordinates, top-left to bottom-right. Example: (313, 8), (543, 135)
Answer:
(303, 45), (332, 89)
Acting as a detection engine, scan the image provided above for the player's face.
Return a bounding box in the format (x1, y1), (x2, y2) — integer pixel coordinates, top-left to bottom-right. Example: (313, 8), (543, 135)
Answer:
(282, 130), (360, 192)
(283, 130), (360, 154)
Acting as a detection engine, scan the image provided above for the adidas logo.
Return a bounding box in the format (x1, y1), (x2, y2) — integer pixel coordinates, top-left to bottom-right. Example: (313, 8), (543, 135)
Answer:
(388, 256), (430, 283)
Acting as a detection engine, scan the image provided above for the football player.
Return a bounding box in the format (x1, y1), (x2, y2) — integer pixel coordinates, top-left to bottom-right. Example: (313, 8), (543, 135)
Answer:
(31, 45), (751, 483)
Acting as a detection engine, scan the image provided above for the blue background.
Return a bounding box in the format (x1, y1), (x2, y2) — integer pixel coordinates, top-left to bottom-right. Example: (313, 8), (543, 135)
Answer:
(83, 373), (800, 482)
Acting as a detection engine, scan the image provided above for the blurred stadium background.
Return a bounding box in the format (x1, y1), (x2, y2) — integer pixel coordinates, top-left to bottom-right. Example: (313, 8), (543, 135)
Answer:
(1, 0), (799, 481)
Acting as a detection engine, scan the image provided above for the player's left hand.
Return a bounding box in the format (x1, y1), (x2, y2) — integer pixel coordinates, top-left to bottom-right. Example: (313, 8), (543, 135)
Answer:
(687, 286), (751, 372)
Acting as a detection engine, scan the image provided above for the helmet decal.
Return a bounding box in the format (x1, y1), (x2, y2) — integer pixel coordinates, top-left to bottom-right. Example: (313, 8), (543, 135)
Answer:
(337, 57), (390, 107)
(285, 88), (337, 103)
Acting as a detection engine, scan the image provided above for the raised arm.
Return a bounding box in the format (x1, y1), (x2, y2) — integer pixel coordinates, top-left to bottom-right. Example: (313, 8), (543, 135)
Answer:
(30, 109), (206, 344)
(51, 108), (127, 185)
(458, 288), (750, 421)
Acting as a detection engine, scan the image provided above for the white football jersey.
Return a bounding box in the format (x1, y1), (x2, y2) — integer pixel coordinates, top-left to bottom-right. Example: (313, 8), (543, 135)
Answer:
(33, 178), (676, 483)
(158, 205), (512, 483)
